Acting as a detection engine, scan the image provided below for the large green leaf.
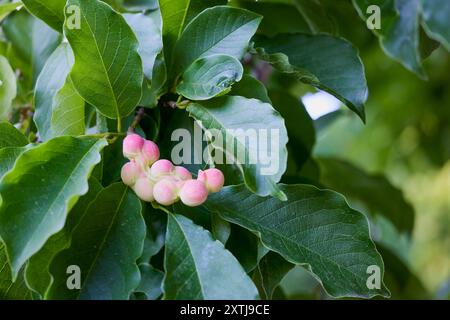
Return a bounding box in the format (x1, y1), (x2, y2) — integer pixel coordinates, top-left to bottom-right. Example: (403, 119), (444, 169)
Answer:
(0, 55), (17, 120)
(317, 158), (414, 234)
(187, 96), (288, 200)
(22, 0), (66, 31)
(2, 10), (60, 85)
(269, 90), (316, 169)
(0, 122), (28, 148)
(34, 43), (85, 141)
(173, 6), (262, 75)
(254, 33), (368, 121)
(293, 0), (335, 34)
(206, 184), (390, 298)
(177, 55), (243, 100)
(0, 242), (33, 300)
(47, 183), (145, 300)
(124, 12), (163, 80)
(25, 178), (103, 298)
(0, 137), (108, 279)
(163, 213), (259, 300)
(159, 0), (226, 68)
(421, 0), (450, 51)
(353, 0), (425, 78)
(135, 263), (164, 300)
(254, 251), (294, 300)
(65, 0), (144, 119)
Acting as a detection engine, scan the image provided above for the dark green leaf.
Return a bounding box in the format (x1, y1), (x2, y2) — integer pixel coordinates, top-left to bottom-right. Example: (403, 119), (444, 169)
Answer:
(0, 146), (29, 179)
(65, 0), (144, 119)
(206, 184), (390, 298)
(254, 33), (368, 121)
(22, 0), (66, 31)
(25, 178), (103, 298)
(173, 6), (261, 75)
(0, 122), (28, 148)
(163, 213), (259, 300)
(421, 0), (450, 51)
(0, 137), (108, 279)
(317, 158), (414, 233)
(135, 263), (163, 300)
(177, 55), (243, 100)
(230, 75), (271, 103)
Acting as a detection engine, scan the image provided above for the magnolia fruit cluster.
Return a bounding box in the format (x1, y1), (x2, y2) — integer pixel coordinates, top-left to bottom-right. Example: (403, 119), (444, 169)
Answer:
(121, 134), (224, 207)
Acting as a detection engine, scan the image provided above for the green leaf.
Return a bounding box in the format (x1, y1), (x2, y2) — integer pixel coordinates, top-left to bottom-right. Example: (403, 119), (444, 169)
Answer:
(187, 96), (289, 200)
(173, 6), (262, 75)
(22, 0), (66, 31)
(226, 224), (260, 273)
(206, 184), (390, 298)
(254, 252), (294, 300)
(421, 0), (450, 51)
(229, 0), (311, 36)
(254, 33), (368, 121)
(34, 43), (74, 141)
(124, 12), (163, 80)
(211, 214), (231, 245)
(51, 78), (85, 137)
(317, 158), (414, 234)
(163, 213), (259, 300)
(25, 178), (103, 298)
(177, 55), (243, 100)
(353, 0), (425, 78)
(47, 183), (145, 300)
(293, 0), (335, 34)
(0, 146), (29, 179)
(0, 121), (28, 148)
(0, 55), (17, 120)
(0, 137), (108, 279)
(0, 2), (22, 22)
(269, 90), (316, 169)
(159, 0), (226, 68)
(2, 10), (61, 85)
(230, 75), (271, 103)
(0, 242), (33, 300)
(64, 0), (144, 119)
(135, 263), (163, 300)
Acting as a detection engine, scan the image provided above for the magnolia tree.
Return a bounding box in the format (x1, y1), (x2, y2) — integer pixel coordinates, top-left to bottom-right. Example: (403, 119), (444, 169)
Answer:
(0, 0), (448, 300)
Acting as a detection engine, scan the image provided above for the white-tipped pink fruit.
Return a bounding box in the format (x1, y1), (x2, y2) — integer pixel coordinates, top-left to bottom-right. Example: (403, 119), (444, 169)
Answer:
(123, 134), (145, 159)
(150, 159), (174, 178)
(198, 168), (224, 193)
(174, 166), (192, 181)
(121, 161), (141, 187)
(140, 140), (160, 167)
(153, 179), (179, 206)
(179, 180), (209, 207)
(133, 177), (155, 202)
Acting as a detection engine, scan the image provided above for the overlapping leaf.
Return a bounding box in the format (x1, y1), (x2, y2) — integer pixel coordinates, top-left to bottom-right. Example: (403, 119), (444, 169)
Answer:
(206, 184), (390, 298)
(0, 137), (108, 279)
(163, 213), (259, 300)
(64, 0), (143, 119)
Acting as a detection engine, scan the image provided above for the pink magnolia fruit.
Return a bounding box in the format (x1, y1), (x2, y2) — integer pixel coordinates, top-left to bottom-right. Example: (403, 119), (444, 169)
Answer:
(121, 161), (141, 186)
(133, 177), (155, 202)
(150, 159), (174, 178)
(179, 180), (209, 207)
(123, 134), (145, 159)
(153, 179), (179, 206)
(140, 140), (160, 167)
(174, 166), (192, 181)
(198, 168), (225, 193)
